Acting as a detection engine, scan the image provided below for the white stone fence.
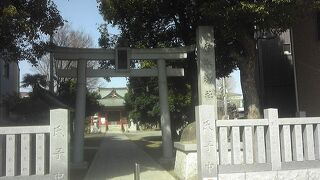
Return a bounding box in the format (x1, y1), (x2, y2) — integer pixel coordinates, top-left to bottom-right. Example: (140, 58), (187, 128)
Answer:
(215, 108), (320, 174)
(0, 109), (69, 180)
(175, 108), (320, 179)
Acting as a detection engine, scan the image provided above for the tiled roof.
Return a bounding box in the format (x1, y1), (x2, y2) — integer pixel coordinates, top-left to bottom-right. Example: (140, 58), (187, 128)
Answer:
(97, 88), (128, 107)
(99, 98), (125, 107)
(98, 88), (128, 98)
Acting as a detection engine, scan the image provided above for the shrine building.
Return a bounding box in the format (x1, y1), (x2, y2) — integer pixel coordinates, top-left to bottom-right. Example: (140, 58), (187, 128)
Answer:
(97, 87), (128, 124)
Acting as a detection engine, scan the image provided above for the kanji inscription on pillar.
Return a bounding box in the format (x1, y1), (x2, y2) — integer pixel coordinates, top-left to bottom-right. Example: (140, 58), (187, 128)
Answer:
(50, 109), (69, 180)
(53, 125), (64, 137)
(196, 105), (217, 179)
(54, 173), (64, 180)
(203, 120), (214, 131)
(53, 148), (65, 160)
(203, 141), (215, 152)
(204, 162), (215, 172)
(197, 26), (216, 106)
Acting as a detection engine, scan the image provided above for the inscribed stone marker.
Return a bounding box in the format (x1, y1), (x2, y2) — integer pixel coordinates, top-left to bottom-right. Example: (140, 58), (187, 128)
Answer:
(196, 26), (217, 179)
(50, 109), (69, 180)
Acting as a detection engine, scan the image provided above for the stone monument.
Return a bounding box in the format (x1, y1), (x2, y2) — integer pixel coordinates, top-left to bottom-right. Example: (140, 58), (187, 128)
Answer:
(174, 26), (217, 180)
(174, 122), (198, 180)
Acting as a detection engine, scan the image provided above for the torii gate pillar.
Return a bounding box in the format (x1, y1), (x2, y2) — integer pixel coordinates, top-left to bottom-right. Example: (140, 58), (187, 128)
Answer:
(73, 60), (87, 166)
(157, 59), (173, 159)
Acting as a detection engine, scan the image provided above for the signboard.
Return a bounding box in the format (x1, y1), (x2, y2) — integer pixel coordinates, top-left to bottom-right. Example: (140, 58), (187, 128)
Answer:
(100, 117), (106, 125)
(116, 48), (130, 71)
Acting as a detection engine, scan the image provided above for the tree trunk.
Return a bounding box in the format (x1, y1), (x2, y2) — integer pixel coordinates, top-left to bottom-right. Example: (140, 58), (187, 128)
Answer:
(239, 35), (261, 119)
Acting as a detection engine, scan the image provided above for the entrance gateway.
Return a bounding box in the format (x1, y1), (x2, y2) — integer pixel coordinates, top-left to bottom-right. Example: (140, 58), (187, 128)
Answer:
(53, 26), (216, 179)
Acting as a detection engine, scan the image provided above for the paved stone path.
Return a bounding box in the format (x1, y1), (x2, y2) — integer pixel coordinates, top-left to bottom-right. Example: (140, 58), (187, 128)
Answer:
(84, 133), (176, 180)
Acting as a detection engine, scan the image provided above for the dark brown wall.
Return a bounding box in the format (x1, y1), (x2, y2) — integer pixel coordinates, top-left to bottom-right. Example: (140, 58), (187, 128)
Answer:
(258, 30), (297, 117)
(293, 12), (320, 116)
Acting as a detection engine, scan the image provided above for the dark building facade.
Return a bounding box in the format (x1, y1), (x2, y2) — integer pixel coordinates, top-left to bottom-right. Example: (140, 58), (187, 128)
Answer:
(259, 11), (320, 117)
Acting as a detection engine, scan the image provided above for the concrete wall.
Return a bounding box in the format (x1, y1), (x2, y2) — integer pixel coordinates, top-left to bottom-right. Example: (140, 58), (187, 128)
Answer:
(292, 12), (320, 116)
(0, 58), (20, 119)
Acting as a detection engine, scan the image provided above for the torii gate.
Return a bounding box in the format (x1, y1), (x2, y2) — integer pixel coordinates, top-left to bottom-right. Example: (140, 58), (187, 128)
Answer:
(53, 44), (194, 164)
(53, 26), (217, 179)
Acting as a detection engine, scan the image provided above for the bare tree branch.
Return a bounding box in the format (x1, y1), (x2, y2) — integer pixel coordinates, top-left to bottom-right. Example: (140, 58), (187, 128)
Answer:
(33, 24), (101, 91)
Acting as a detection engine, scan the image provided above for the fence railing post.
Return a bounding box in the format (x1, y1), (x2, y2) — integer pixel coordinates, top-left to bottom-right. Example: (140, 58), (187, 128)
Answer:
(196, 105), (218, 180)
(0, 135), (4, 176)
(254, 126), (266, 163)
(6, 135), (16, 176)
(264, 108), (281, 170)
(21, 134), (31, 176)
(50, 109), (69, 180)
(315, 123), (320, 160)
(299, 111), (316, 160)
(292, 112), (304, 161)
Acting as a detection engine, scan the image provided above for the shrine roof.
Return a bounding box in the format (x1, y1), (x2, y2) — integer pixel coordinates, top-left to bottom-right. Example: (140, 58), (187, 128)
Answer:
(97, 88), (128, 107)
(98, 97), (125, 107)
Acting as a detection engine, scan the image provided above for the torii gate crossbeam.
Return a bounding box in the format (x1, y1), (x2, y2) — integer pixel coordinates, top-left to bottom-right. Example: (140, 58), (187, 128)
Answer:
(53, 45), (194, 60)
(56, 67), (184, 77)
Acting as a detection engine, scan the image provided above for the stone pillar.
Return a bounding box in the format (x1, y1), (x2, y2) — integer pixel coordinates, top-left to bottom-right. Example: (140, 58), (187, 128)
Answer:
(50, 109), (69, 180)
(264, 109), (281, 170)
(196, 26), (218, 179)
(157, 59), (173, 159)
(73, 60), (87, 166)
(197, 26), (216, 106)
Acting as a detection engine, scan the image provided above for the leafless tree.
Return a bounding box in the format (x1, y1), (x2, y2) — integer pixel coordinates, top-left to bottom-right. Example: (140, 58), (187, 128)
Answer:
(34, 24), (101, 91)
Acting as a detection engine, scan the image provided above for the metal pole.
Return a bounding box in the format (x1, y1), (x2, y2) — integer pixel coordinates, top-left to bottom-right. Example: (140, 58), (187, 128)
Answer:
(49, 35), (54, 93)
(73, 60), (87, 164)
(223, 77), (228, 119)
(157, 59), (173, 159)
(134, 163), (140, 180)
(290, 28), (300, 113)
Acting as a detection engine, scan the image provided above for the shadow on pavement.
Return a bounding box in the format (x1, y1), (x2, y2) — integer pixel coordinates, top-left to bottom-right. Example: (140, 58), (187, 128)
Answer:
(83, 133), (176, 180)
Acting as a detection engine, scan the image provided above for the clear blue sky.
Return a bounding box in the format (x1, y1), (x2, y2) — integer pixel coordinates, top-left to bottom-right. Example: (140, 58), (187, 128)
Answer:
(19, 0), (242, 94)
